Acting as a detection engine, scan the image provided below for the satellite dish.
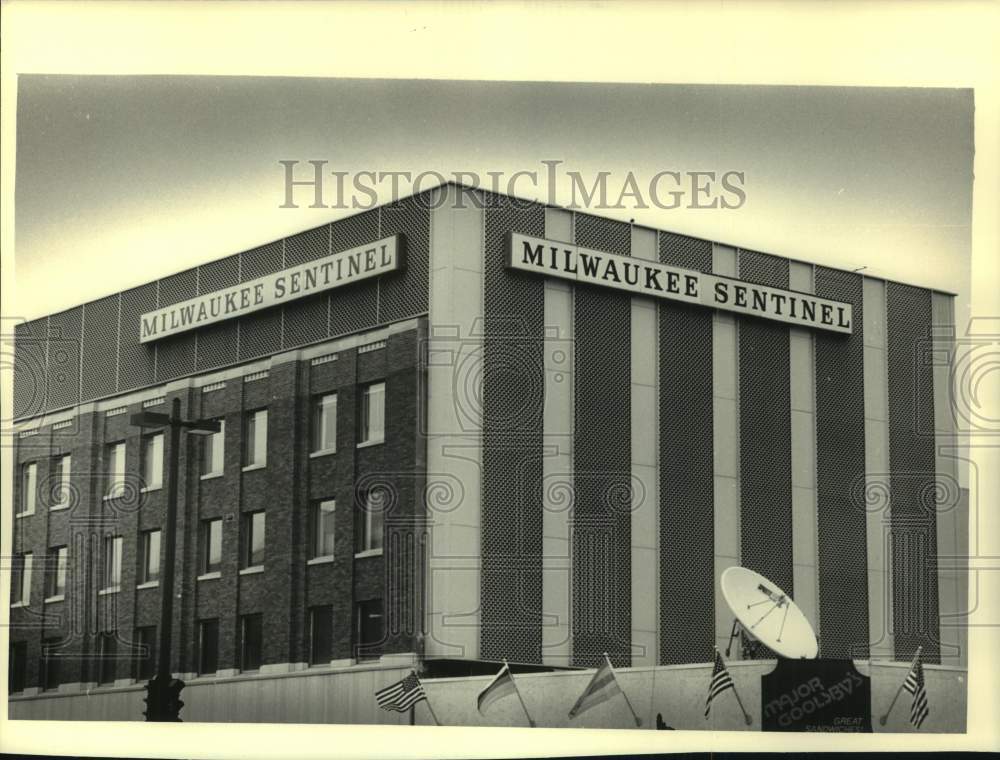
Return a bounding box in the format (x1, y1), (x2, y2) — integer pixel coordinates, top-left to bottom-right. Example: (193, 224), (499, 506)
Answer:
(721, 566), (818, 659)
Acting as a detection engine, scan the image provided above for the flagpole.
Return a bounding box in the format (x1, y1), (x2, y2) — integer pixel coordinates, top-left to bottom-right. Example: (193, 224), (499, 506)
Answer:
(504, 659), (536, 728)
(604, 653), (642, 727)
(423, 697), (442, 726)
(716, 646), (752, 726)
(880, 645), (921, 726)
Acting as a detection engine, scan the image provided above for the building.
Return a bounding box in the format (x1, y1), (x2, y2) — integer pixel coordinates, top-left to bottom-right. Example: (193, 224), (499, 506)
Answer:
(6, 184), (968, 730)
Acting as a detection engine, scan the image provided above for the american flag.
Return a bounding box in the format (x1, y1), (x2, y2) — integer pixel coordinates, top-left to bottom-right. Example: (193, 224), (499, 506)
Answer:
(705, 648), (735, 718)
(375, 671), (427, 713)
(902, 650), (929, 729)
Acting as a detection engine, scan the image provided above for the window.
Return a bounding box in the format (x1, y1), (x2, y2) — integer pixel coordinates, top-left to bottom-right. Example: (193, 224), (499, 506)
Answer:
(240, 613), (263, 671)
(9, 641), (27, 693)
(241, 511), (266, 569)
(42, 637), (61, 690)
(354, 488), (385, 555)
(201, 419), (225, 477)
(52, 454), (72, 509)
(105, 442), (126, 498)
(98, 631), (118, 684)
(358, 383), (385, 445)
(200, 519), (222, 575)
(309, 605), (333, 665)
(139, 529), (161, 584)
(311, 500), (336, 560)
(243, 409), (268, 467)
(11, 552), (33, 605)
(198, 619), (219, 675)
(46, 546), (68, 599)
(355, 599), (384, 660)
(134, 626), (157, 681)
(102, 535), (123, 591)
(141, 433), (164, 490)
(18, 462), (37, 515)
(312, 394), (337, 453)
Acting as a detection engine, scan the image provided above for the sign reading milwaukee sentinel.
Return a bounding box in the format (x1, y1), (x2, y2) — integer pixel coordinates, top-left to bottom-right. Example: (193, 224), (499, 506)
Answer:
(140, 235), (402, 343)
(506, 233), (852, 334)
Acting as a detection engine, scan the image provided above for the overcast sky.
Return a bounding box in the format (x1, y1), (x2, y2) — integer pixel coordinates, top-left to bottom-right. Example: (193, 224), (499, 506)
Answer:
(13, 76), (973, 321)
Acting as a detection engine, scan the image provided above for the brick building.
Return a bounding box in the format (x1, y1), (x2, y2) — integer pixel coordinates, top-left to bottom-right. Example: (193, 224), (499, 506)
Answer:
(7, 184), (967, 725)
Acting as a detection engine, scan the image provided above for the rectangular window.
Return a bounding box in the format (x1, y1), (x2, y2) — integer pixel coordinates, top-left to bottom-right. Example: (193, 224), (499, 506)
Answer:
(198, 619), (219, 675)
(98, 631), (118, 684)
(312, 393), (337, 453)
(134, 626), (157, 681)
(18, 462), (37, 515)
(309, 605), (333, 665)
(105, 442), (126, 498)
(241, 511), (266, 569)
(243, 409), (268, 467)
(139, 529), (161, 584)
(11, 552), (33, 605)
(359, 382), (385, 445)
(52, 454), (72, 509)
(355, 599), (384, 660)
(103, 535), (123, 591)
(354, 489), (385, 555)
(311, 500), (336, 559)
(201, 419), (225, 477)
(240, 613), (263, 671)
(9, 641), (27, 693)
(46, 546), (68, 599)
(141, 433), (164, 490)
(200, 519), (222, 575)
(42, 637), (61, 690)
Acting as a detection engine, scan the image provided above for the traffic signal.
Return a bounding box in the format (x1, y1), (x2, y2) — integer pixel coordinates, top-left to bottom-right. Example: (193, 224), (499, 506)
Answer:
(143, 678), (164, 721)
(164, 677), (185, 722)
(143, 675), (185, 721)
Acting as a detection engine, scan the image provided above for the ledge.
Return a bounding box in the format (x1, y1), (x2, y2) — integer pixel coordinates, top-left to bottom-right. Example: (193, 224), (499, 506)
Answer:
(140, 485), (163, 494)
(10, 600), (28, 608)
(15, 511), (35, 519)
(354, 548), (384, 560)
(307, 556), (335, 566)
(49, 503), (70, 512)
(239, 565), (264, 576)
(200, 472), (224, 481)
(136, 580), (159, 590)
(356, 439), (384, 450)
(98, 586), (120, 596)
(44, 595), (65, 604)
(197, 571), (222, 582)
(241, 463), (266, 473)
(309, 448), (337, 459)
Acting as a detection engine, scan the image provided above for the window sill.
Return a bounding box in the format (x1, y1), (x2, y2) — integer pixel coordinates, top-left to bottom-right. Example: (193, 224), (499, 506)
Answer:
(241, 463), (266, 473)
(49, 503), (70, 512)
(239, 565), (264, 576)
(354, 548), (384, 559)
(309, 448), (337, 459)
(102, 493), (126, 502)
(44, 595), (65, 604)
(98, 586), (121, 596)
(15, 511), (35, 519)
(200, 472), (224, 481)
(307, 556), (335, 566)
(197, 571), (222, 581)
(136, 580), (159, 590)
(10, 600), (28, 608)
(356, 439), (384, 450)
(140, 485), (163, 494)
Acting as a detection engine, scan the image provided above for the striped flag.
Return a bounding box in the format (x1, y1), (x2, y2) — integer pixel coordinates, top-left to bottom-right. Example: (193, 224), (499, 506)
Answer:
(902, 650), (929, 729)
(568, 655), (621, 719)
(375, 671), (427, 713)
(477, 663), (516, 714)
(705, 648), (735, 718)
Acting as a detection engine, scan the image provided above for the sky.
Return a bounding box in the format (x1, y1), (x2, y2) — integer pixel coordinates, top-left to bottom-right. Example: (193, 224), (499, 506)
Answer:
(13, 76), (973, 321)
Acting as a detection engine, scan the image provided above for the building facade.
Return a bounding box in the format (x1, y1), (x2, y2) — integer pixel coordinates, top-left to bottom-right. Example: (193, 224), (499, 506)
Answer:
(7, 184), (967, 726)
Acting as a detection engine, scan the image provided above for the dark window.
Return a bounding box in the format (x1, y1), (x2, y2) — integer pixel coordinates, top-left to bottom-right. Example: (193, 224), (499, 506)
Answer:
(52, 454), (72, 509)
(103, 535), (123, 590)
(243, 409), (268, 467)
(241, 511), (265, 569)
(46, 546), (68, 598)
(11, 552), (32, 605)
(309, 605), (333, 665)
(312, 393), (337, 452)
(105, 441), (126, 498)
(198, 619), (219, 675)
(201, 420), (225, 476)
(354, 489), (385, 555)
(42, 637), (61, 690)
(139, 529), (161, 584)
(141, 433), (164, 490)
(240, 613), (263, 671)
(134, 626), (157, 681)
(358, 382), (385, 445)
(311, 500), (336, 559)
(18, 462), (37, 515)
(200, 519), (222, 575)
(98, 631), (118, 684)
(9, 641), (27, 693)
(355, 599), (384, 660)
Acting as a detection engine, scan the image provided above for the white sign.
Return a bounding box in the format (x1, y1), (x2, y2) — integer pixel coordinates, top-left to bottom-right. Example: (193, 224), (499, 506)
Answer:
(140, 235), (403, 343)
(506, 233), (852, 334)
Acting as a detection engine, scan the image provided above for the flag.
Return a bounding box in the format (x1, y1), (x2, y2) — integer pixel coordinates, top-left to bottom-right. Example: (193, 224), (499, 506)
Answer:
(902, 650), (929, 729)
(375, 671), (427, 712)
(705, 649), (735, 718)
(477, 663), (516, 714)
(568, 656), (621, 719)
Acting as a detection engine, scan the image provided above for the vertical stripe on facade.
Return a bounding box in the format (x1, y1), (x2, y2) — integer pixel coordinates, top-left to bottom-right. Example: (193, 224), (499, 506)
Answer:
(479, 193), (546, 663)
(886, 282), (941, 663)
(814, 267), (870, 658)
(658, 232), (715, 665)
(572, 213), (632, 668)
(737, 250), (793, 657)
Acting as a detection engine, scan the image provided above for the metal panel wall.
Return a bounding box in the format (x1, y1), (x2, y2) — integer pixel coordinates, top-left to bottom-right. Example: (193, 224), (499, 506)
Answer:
(155, 269), (198, 383)
(814, 267), (870, 658)
(80, 294), (120, 401)
(657, 232), (715, 665)
(237, 241), (284, 361)
(737, 250), (793, 657)
(13, 317), (49, 420)
(479, 193), (546, 663)
(886, 282), (940, 663)
(196, 255), (240, 371)
(46, 308), (82, 410)
(327, 208), (380, 338)
(118, 283), (158, 391)
(379, 195), (430, 325)
(282, 226), (331, 349)
(572, 213), (632, 668)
